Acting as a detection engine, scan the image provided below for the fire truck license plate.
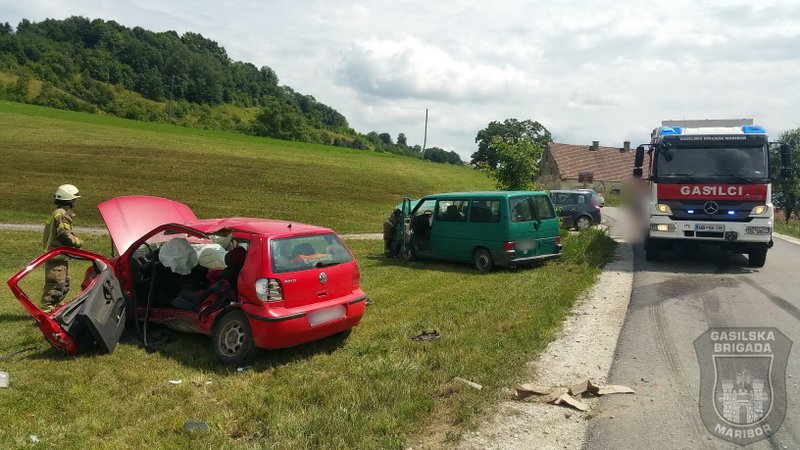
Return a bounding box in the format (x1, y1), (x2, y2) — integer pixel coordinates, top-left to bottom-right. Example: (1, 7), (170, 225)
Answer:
(695, 223), (725, 232)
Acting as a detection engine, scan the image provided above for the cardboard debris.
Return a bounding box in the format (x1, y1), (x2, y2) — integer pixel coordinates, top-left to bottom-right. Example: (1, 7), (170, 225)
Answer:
(588, 380), (635, 395)
(554, 393), (588, 411)
(513, 378), (635, 412)
(454, 377), (482, 390)
(568, 379), (589, 396)
(515, 383), (552, 399)
(541, 387), (568, 404)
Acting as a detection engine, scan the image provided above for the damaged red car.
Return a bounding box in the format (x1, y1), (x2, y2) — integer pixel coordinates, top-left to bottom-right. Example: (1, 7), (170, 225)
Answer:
(7, 196), (368, 365)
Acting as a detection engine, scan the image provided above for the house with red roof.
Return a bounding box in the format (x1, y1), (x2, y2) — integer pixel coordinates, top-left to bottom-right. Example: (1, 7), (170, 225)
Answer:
(536, 141), (649, 194)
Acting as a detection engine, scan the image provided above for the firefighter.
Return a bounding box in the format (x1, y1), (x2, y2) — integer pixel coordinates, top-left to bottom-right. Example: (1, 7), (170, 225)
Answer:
(41, 184), (84, 309)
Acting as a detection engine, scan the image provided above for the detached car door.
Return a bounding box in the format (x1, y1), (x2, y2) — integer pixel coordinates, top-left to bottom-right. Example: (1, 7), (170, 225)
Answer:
(7, 247), (126, 356)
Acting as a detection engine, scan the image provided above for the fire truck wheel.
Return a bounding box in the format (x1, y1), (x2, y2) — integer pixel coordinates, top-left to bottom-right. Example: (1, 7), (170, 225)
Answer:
(644, 237), (659, 262)
(747, 248), (767, 268)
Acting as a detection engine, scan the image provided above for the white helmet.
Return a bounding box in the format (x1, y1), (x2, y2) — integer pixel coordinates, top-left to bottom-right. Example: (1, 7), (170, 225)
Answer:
(55, 184), (81, 201)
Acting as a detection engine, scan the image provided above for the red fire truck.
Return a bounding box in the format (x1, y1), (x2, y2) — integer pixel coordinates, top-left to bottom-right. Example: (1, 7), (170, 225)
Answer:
(632, 119), (792, 267)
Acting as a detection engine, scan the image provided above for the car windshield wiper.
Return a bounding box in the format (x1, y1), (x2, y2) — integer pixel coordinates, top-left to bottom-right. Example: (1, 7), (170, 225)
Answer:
(316, 261), (341, 268)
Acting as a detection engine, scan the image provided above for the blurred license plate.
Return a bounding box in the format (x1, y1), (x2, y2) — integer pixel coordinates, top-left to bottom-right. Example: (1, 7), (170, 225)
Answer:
(695, 224), (725, 232)
(308, 305), (346, 327)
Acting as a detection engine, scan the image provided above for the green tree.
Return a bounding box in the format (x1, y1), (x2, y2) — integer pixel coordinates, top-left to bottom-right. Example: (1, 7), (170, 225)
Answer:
(771, 128), (800, 221)
(472, 119), (552, 169)
(378, 132), (393, 146)
(489, 135), (545, 190)
(397, 133), (407, 147)
(251, 97), (309, 141)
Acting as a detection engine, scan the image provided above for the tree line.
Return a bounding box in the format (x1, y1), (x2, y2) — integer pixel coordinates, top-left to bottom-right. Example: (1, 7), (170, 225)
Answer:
(0, 17), (462, 164)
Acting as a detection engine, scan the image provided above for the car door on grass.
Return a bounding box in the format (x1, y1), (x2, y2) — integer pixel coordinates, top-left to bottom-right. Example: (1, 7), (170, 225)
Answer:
(7, 247), (126, 355)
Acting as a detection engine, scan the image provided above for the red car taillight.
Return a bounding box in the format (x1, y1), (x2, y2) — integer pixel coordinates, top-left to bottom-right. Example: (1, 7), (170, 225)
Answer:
(352, 264), (361, 288)
(503, 241), (516, 258)
(555, 235), (562, 245)
(255, 278), (283, 302)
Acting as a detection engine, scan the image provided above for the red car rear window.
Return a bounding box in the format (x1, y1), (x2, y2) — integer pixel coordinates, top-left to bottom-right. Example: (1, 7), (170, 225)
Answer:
(270, 234), (352, 273)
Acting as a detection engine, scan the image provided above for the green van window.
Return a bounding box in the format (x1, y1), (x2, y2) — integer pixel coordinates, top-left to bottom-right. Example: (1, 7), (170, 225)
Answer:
(437, 200), (468, 222)
(470, 200), (500, 223)
(531, 195), (556, 219)
(510, 197), (534, 222)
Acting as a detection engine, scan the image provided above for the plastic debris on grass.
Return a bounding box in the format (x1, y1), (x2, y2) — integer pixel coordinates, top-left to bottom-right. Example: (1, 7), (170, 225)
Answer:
(514, 379), (635, 412)
(411, 330), (440, 342)
(183, 420), (211, 433)
(168, 379), (183, 385)
(454, 377), (482, 390)
(0, 371), (8, 388)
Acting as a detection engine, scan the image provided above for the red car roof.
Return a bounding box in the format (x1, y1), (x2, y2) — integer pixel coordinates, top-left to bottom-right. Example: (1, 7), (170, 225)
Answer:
(98, 196), (334, 255)
(185, 218), (333, 238)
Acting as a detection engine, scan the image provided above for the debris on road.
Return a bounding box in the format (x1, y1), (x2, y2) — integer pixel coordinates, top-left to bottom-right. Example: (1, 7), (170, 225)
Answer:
(554, 392), (588, 411)
(454, 377), (482, 390)
(587, 380), (635, 395)
(411, 330), (440, 342)
(514, 379), (635, 411)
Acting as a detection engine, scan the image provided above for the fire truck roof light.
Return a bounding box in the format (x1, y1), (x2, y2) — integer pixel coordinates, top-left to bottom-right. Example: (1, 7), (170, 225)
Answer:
(659, 127), (683, 135)
(742, 125), (766, 134)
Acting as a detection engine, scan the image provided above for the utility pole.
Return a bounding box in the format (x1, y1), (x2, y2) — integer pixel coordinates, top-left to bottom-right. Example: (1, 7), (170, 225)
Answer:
(422, 108), (429, 152)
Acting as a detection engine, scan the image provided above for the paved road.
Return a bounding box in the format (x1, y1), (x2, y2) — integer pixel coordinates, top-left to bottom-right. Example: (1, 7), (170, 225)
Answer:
(585, 213), (800, 449)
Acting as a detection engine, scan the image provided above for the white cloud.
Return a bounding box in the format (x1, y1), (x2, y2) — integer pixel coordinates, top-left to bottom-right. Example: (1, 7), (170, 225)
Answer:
(337, 36), (539, 102)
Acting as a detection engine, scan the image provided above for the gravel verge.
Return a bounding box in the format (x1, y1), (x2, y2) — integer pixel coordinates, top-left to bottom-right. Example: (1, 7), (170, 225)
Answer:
(458, 211), (633, 450)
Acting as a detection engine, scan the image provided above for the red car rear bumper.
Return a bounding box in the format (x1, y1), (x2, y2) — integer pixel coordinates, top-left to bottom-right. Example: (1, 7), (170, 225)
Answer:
(240, 292), (367, 349)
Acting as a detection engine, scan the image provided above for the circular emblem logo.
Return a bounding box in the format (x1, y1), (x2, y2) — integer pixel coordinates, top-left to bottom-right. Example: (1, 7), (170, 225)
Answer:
(319, 272), (328, 284)
(704, 201), (719, 215)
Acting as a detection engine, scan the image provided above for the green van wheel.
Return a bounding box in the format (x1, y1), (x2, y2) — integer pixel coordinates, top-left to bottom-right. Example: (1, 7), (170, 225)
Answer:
(473, 248), (494, 273)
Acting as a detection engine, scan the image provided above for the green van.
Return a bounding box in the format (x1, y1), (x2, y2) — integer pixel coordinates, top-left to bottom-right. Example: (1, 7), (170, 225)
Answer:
(383, 191), (562, 272)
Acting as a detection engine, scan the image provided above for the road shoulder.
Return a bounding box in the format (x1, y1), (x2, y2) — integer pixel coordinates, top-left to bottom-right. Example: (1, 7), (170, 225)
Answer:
(459, 236), (634, 450)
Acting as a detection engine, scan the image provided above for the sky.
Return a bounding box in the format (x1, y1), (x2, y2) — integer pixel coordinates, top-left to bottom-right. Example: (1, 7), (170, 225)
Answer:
(2, 0), (800, 160)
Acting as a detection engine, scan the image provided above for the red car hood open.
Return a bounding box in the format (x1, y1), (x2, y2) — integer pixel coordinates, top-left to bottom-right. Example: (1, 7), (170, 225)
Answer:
(98, 196), (199, 255)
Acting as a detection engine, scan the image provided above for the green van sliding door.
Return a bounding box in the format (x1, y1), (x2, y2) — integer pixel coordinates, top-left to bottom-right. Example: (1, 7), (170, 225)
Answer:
(429, 199), (471, 262)
(530, 194), (560, 256)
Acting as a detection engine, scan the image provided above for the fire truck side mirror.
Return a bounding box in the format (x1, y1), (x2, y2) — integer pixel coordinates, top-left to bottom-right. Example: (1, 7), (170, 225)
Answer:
(780, 143), (793, 178)
(634, 145), (645, 168)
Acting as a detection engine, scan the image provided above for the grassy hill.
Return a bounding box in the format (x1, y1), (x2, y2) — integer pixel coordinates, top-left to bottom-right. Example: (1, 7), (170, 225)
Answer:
(0, 101), (492, 232)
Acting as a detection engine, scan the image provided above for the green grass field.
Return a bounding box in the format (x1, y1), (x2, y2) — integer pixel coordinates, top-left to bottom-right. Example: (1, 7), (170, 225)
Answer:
(775, 219), (800, 239)
(0, 229), (615, 449)
(0, 101), (618, 448)
(0, 101), (492, 232)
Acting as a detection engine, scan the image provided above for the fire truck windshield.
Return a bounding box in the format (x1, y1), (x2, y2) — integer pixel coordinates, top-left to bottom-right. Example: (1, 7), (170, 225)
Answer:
(655, 146), (768, 183)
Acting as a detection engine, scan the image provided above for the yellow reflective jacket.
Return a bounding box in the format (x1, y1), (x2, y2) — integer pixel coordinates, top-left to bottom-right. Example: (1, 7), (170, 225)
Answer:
(43, 207), (83, 251)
